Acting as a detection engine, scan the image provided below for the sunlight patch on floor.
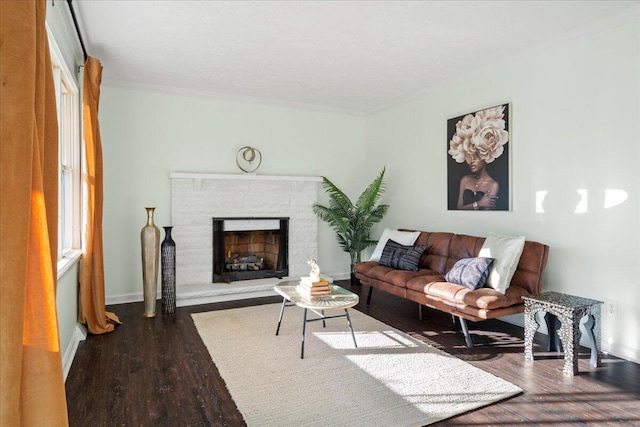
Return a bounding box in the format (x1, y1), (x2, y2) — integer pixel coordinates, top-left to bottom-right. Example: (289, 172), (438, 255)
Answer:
(314, 330), (419, 350)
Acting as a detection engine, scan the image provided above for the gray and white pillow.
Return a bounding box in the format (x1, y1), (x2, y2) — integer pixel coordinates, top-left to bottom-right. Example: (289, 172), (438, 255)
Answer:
(445, 257), (496, 290)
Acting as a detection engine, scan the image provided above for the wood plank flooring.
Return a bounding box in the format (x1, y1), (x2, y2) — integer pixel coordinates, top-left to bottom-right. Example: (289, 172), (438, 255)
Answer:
(65, 281), (640, 426)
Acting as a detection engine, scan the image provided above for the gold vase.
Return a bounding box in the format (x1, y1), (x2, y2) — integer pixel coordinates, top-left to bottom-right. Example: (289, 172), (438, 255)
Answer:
(141, 207), (160, 317)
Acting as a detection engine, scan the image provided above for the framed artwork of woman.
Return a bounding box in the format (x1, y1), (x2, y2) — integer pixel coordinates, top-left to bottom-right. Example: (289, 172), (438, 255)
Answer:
(447, 103), (510, 211)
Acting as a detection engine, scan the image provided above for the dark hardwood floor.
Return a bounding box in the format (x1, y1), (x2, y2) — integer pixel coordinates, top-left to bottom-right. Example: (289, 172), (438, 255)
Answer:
(66, 281), (640, 426)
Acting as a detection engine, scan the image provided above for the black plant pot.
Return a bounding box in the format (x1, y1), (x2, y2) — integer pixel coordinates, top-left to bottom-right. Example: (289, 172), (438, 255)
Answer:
(350, 271), (361, 286)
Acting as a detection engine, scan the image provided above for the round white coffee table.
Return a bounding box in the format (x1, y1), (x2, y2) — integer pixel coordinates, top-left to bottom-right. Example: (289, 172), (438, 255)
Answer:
(274, 280), (359, 358)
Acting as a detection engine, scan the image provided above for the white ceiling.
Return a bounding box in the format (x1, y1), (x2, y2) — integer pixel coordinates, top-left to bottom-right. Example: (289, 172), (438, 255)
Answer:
(73, 1), (637, 115)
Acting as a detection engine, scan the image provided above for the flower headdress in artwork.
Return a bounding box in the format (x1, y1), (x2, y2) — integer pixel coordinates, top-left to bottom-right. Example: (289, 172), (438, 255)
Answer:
(448, 105), (509, 164)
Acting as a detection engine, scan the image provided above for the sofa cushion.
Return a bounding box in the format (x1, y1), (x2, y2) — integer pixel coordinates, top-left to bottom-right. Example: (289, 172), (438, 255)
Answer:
(356, 262), (433, 288)
(379, 240), (426, 272)
(405, 273), (446, 293)
(463, 285), (529, 310)
(354, 260), (380, 276)
(424, 282), (521, 310)
(444, 257), (495, 290)
(479, 232), (525, 294)
(370, 229), (421, 261)
(418, 232), (453, 274)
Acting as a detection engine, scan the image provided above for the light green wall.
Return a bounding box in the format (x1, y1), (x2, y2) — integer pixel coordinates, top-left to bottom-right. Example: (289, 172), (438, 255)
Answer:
(46, 1), (83, 76)
(57, 262), (80, 376)
(99, 87), (367, 299)
(364, 17), (640, 362)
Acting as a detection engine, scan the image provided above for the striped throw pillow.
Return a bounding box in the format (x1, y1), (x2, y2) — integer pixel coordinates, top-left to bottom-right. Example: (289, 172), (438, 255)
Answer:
(378, 239), (426, 272)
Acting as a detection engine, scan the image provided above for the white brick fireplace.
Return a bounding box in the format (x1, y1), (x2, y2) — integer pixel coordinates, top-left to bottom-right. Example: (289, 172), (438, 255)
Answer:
(170, 172), (321, 305)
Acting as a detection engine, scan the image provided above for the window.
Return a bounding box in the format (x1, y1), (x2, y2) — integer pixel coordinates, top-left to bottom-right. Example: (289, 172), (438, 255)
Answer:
(48, 26), (81, 274)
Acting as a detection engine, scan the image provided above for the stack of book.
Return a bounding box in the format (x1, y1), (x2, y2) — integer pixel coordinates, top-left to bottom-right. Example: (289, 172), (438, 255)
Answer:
(296, 277), (331, 299)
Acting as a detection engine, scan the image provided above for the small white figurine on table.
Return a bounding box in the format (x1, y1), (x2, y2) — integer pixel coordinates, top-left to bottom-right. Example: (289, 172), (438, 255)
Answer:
(308, 259), (320, 282)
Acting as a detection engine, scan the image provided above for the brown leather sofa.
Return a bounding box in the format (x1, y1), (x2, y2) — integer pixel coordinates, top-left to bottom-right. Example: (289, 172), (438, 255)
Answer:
(354, 230), (549, 347)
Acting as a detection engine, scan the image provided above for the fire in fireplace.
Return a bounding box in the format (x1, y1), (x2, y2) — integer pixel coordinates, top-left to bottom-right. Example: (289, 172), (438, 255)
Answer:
(225, 254), (264, 272)
(212, 217), (289, 282)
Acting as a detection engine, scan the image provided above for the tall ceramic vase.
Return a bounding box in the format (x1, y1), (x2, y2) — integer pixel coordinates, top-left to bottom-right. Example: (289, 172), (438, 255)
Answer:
(141, 207), (160, 317)
(161, 226), (176, 314)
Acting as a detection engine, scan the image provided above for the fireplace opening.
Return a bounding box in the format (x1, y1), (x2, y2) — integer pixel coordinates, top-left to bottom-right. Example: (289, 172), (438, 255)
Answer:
(213, 217), (289, 282)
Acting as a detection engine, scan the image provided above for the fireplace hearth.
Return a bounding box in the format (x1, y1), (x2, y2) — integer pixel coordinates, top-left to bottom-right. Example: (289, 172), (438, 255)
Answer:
(213, 217), (289, 283)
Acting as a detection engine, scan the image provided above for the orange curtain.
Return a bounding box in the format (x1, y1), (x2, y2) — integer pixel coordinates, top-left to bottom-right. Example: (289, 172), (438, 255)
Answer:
(0, 1), (69, 425)
(78, 57), (120, 333)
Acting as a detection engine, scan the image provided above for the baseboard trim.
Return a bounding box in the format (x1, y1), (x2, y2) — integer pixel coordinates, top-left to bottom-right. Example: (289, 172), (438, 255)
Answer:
(105, 278), (294, 308)
(106, 292), (143, 306)
(63, 324), (87, 382)
(328, 272), (350, 281)
(605, 342), (640, 364)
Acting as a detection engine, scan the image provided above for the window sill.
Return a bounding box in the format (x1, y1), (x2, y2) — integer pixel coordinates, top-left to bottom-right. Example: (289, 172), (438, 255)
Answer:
(57, 250), (82, 279)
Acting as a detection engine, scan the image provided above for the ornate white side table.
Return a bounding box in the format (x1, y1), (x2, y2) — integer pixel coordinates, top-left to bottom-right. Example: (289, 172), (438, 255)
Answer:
(523, 291), (603, 376)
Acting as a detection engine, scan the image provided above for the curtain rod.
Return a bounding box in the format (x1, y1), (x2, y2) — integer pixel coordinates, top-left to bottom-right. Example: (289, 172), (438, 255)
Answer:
(65, 0), (88, 63)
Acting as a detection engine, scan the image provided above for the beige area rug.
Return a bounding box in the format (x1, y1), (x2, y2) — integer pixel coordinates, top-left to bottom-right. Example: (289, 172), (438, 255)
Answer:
(192, 303), (522, 427)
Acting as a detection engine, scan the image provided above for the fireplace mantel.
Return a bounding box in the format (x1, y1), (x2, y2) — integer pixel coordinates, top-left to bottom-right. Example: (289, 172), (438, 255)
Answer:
(170, 172), (320, 305)
(169, 172), (322, 182)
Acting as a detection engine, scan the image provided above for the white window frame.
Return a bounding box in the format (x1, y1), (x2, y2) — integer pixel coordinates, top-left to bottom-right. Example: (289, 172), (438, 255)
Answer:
(48, 25), (82, 277)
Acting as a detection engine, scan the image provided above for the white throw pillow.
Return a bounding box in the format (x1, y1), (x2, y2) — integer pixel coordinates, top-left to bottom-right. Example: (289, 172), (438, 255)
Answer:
(369, 228), (421, 262)
(478, 232), (525, 294)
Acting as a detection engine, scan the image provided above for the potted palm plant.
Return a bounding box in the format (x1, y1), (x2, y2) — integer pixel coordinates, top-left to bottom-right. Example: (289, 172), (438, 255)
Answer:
(313, 168), (389, 285)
